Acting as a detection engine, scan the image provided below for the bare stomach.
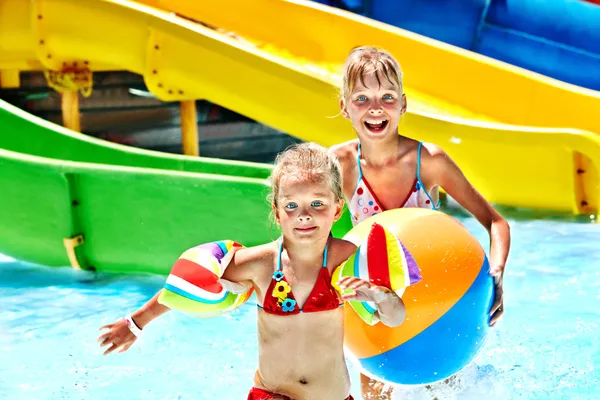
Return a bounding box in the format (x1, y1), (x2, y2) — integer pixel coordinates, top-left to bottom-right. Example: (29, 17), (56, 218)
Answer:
(254, 308), (351, 400)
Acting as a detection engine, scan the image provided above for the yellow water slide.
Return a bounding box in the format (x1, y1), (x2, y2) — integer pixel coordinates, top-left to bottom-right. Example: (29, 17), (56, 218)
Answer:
(0, 0), (598, 216)
(138, 0), (600, 131)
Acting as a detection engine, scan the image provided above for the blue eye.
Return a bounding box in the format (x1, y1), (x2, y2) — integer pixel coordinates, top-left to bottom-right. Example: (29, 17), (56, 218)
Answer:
(285, 203), (298, 209)
(383, 94), (394, 100)
(356, 95), (367, 101)
(311, 201), (323, 207)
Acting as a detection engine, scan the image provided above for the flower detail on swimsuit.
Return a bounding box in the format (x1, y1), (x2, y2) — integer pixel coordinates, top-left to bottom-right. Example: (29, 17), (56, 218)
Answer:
(281, 298), (296, 312)
(273, 271), (284, 282)
(273, 281), (291, 302)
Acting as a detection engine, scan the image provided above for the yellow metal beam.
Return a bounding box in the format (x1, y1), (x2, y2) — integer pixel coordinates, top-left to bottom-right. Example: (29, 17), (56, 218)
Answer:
(180, 100), (199, 156)
(61, 91), (80, 132)
(0, 70), (20, 88)
(63, 234), (84, 270)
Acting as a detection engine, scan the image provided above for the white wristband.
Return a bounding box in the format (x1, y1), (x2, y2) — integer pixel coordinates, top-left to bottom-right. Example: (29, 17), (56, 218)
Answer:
(124, 315), (143, 337)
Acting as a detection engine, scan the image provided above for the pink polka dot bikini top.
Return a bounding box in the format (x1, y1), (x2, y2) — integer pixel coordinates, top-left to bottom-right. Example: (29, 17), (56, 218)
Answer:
(349, 142), (440, 226)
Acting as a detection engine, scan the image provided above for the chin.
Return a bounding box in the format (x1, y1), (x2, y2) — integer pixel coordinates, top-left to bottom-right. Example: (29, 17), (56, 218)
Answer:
(360, 127), (395, 140)
(293, 230), (319, 240)
(292, 228), (331, 241)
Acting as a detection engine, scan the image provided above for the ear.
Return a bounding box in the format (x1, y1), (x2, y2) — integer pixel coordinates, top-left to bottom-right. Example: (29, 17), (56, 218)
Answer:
(272, 203), (280, 224)
(333, 198), (345, 222)
(400, 93), (407, 116)
(339, 98), (349, 119)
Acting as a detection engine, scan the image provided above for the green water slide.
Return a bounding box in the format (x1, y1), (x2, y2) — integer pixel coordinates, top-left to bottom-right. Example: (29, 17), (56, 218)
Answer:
(0, 99), (286, 275)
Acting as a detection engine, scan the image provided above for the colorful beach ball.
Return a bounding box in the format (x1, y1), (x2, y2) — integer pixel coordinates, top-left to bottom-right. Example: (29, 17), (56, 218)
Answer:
(342, 208), (495, 385)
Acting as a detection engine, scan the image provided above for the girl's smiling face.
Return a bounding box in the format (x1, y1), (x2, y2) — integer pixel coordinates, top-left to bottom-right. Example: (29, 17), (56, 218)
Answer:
(275, 175), (342, 243)
(341, 70), (407, 141)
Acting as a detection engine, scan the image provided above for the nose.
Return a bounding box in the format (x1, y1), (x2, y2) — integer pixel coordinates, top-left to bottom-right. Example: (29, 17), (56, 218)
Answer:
(297, 207), (312, 222)
(368, 103), (384, 116)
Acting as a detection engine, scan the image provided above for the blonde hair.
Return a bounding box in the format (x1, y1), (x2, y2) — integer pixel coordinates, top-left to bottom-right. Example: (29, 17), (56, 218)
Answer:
(269, 143), (343, 208)
(340, 46), (403, 100)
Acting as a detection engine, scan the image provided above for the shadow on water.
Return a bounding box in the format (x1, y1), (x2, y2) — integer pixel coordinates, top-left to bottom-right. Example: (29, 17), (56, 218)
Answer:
(0, 259), (163, 297)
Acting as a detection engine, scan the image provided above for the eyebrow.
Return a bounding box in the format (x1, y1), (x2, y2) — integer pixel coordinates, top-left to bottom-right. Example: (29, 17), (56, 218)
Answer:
(353, 83), (398, 92)
(281, 193), (330, 200)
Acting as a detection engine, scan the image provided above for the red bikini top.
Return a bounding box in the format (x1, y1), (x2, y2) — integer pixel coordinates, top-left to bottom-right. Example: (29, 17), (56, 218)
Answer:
(258, 239), (343, 315)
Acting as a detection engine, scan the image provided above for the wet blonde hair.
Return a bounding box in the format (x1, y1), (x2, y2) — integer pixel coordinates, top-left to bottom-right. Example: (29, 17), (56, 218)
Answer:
(340, 46), (403, 100)
(269, 143), (343, 208)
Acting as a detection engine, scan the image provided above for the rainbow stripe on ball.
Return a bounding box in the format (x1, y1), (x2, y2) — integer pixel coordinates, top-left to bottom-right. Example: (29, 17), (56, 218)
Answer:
(332, 223), (421, 325)
(158, 240), (253, 318)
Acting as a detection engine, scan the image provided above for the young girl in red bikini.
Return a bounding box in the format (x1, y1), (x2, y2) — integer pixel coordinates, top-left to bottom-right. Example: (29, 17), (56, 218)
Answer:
(98, 143), (409, 400)
(330, 46), (512, 399)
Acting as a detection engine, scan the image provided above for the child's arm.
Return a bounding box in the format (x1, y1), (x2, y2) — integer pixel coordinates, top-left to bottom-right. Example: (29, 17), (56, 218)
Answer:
(426, 145), (511, 326)
(372, 289), (406, 327)
(329, 140), (360, 200)
(332, 232), (411, 327)
(220, 245), (266, 287)
(338, 277), (406, 327)
(97, 291), (169, 355)
(98, 246), (263, 355)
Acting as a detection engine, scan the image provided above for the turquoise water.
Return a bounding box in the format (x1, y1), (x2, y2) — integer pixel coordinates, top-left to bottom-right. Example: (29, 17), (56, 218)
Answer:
(1, 210), (599, 399)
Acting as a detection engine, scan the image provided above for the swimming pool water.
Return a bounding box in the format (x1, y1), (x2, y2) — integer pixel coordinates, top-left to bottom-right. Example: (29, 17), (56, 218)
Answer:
(1, 210), (599, 399)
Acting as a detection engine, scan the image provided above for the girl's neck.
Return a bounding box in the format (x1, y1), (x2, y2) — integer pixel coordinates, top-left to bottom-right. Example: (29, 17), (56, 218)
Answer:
(281, 235), (329, 274)
(359, 134), (405, 168)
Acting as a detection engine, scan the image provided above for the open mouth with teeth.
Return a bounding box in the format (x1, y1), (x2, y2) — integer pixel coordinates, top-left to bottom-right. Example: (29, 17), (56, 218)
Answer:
(364, 119), (389, 133)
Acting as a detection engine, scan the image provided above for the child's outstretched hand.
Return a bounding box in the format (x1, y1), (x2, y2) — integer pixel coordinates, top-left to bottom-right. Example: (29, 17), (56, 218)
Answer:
(489, 274), (504, 326)
(338, 276), (406, 327)
(97, 319), (137, 356)
(337, 276), (392, 304)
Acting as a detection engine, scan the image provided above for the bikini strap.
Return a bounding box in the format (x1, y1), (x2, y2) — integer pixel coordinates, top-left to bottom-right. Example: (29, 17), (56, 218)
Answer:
(417, 141), (423, 183)
(276, 238), (283, 271)
(356, 143), (363, 183)
(277, 238), (328, 270)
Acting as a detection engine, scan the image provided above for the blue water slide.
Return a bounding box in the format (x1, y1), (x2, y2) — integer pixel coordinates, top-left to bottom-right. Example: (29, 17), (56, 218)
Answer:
(313, 0), (600, 91)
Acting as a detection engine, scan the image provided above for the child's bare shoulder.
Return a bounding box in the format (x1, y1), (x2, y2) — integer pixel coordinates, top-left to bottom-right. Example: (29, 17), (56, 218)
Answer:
(329, 140), (359, 163)
(222, 242), (277, 284)
(328, 237), (358, 268)
(235, 242), (277, 269)
(419, 142), (455, 169)
(420, 142), (447, 158)
(418, 142), (466, 184)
